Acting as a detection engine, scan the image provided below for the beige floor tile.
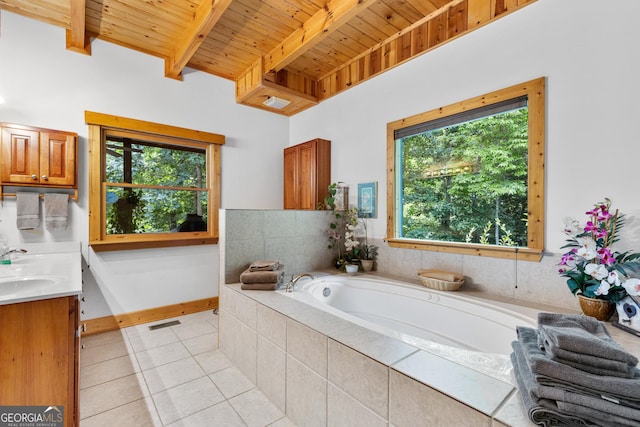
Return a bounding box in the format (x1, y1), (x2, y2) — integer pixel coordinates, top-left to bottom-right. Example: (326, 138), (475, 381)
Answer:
(79, 396), (161, 427)
(166, 401), (247, 427)
(142, 356), (206, 394)
(80, 353), (140, 390)
(171, 319), (217, 341)
(194, 349), (234, 375)
(229, 388), (285, 427)
(174, 311), (217, 326)
(80, 338), (133, 367)
(81, 329), (128, 348)
(127, 327), (181, 353)
(209, 366), (255, 399)
(182, 332), (217, 355)
(152, 376), (226, 425)
(135, 341), (191, 371)
(80, 372), (150, 419)
(268, 417), (298, 427)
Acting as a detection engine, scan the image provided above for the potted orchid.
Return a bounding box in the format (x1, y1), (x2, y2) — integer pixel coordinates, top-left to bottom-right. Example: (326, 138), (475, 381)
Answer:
(558, 198), (640, 317)
(326, 183), (361, 270)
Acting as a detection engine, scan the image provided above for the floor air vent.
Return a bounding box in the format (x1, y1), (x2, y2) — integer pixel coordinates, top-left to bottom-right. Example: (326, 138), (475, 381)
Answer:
(148, 320), (181, 330)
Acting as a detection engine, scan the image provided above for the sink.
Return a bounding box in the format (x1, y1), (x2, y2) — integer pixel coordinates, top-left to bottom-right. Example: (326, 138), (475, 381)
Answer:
(0, 275), (62, 294)
(0, 244), (81, 305)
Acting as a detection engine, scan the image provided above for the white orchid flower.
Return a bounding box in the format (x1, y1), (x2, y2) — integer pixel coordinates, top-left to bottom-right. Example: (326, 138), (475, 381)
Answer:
(585, 263), (608, 280)
(576, 237), (598, 261)
(622, 278), (640, 296)
(562, 217), (581, 236)
(595, 280), (611, 296)
(607, 270), (621, 286)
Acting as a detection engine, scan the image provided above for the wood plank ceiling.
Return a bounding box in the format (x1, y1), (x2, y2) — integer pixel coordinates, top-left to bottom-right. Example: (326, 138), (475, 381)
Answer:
(0, 0), (536, 116)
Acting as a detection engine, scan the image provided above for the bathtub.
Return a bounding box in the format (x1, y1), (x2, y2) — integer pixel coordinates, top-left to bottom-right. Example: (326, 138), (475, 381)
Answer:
(280, 274), (538, 378)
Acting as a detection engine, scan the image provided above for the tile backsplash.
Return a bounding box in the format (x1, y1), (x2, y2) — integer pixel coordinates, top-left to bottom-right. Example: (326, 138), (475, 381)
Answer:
(223, 209), (334, 284)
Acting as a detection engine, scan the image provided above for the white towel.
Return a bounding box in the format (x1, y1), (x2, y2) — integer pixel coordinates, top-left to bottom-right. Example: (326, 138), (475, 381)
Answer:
(44, 193), (69, 231)
(16, 192), (40, 229)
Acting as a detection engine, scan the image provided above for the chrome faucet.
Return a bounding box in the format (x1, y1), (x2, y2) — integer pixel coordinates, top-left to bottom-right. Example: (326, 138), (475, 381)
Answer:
(284, 273), (314, 293)
(1, 248), (26, 256)
(0, 248), (26, 264)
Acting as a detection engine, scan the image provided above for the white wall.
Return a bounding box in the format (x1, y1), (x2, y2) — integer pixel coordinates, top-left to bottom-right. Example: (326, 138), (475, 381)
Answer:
(0, 11), (288, 319)
(289, 0), (640, 255)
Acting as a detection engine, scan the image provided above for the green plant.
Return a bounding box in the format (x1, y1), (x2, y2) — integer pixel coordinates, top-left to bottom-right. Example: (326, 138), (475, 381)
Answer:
(558, 198), (640, 303)
(359, 217), (378, 261)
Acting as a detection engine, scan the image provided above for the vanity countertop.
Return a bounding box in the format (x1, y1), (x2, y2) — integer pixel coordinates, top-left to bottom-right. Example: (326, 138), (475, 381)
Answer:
(0, 241), (82, 305)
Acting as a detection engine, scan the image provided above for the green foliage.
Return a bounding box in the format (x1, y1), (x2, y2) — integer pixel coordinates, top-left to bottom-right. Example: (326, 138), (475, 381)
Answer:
(399, 108), (528, 246)
(105, 139), (207, 234)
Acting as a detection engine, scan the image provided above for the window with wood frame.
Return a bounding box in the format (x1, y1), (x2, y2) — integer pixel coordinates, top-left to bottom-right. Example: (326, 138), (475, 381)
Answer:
(386, 78), (545, 261)
(86, 112), (224, 251)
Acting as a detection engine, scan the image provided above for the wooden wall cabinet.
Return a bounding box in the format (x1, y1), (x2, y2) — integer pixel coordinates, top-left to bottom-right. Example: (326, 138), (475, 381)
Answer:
(284, 138), (330, 209)
(0, 296), (80, 427)
(0, 123), (77, 188)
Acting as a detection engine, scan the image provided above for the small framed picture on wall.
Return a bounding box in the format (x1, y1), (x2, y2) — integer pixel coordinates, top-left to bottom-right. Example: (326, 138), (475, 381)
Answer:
(358, 182), (377, 218)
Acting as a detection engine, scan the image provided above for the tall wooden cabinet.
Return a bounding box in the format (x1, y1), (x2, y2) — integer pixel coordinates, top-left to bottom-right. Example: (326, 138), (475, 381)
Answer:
(284, 138), (331, 209)
(0, 123), (77, 188)
(0, 296), (80, 427)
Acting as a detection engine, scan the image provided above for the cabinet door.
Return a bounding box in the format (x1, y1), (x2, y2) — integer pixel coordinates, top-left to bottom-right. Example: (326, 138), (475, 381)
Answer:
(40, 132), (76, 186)
(283, 146), (298, 209)
(1, 127), (40, 184)
(297, 142), (316, 209)
(0, 297), (76, 427)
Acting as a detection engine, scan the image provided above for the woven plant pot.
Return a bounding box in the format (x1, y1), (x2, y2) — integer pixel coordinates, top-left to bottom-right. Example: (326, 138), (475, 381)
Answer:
(578, 294), (615, 321)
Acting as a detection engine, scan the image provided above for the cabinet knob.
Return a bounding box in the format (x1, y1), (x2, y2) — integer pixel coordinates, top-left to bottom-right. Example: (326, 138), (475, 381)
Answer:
(31, 174), (37, 180)
(41, 175), (48, 181)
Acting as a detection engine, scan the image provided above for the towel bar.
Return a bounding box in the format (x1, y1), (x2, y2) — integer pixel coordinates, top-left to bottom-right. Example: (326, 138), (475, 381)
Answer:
(0, 187), (78, 201)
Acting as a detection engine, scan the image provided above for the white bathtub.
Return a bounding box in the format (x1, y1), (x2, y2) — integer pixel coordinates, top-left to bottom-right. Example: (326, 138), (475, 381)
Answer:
(281, 274), (537, 364)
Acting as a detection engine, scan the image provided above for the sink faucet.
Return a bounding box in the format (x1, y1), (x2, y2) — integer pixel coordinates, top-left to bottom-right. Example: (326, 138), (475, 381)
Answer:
(1, 248), (26, 256)
(284, 273), (314, 293)
(0, 248), (26, 264)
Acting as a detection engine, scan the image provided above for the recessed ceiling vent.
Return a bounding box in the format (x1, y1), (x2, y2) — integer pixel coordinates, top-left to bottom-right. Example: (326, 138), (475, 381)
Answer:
(263, 96), (291, 109)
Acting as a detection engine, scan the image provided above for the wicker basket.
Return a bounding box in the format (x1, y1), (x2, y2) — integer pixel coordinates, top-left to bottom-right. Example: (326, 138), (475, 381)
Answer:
(417, 269), (464, 291)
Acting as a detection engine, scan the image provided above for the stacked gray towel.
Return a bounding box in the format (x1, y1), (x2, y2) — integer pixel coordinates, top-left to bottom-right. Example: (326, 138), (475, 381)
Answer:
(511, 313), (640, 427)
(239, 262), (284, 290)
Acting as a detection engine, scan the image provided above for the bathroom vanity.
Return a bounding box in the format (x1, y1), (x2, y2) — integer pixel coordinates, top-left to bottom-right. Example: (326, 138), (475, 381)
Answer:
(0, 243), (82, 427)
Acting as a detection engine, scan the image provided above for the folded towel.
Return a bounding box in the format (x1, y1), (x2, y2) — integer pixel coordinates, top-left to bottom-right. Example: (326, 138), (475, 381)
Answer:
(417, 269), (463, 282)
(240, 265), (284, 284)
(241, 282), (278, 291)
(512, 340), (640, 425)
(16, 192), (40, 229)
(249, 260), (280, 272)
(518, 326), (640, 404)
(537, 313), (638, 367)
(558, 401), (640, 427)
(44, 193), (69, 231)
(511, 343), (599, 427)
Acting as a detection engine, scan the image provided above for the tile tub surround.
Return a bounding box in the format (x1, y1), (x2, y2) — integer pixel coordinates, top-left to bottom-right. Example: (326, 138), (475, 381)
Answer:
(221, 209), (579, 311)
(221, 282), (556, 426)
(222, 209), (334, 285)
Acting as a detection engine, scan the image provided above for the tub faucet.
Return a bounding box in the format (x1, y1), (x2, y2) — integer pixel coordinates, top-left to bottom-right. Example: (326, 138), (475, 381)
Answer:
(285, 273), (314, 293)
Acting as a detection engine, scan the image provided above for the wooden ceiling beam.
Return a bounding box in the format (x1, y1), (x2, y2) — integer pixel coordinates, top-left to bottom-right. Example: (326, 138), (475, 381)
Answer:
(65, 0), (91, 55)
(263, 0), (377, 74)
(165, 0), (234, 81)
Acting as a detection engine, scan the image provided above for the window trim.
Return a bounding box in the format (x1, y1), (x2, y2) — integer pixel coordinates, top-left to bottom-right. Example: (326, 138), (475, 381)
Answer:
(385, 77), (545, 262)
(86, 111), (224, 251)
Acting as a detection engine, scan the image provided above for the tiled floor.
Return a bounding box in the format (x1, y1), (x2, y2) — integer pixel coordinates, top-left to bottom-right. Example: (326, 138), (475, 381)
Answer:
(79, 310), (295, 426)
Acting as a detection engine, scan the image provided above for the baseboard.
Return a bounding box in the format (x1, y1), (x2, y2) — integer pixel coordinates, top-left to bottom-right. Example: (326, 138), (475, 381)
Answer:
(81, 297), (218, 336)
